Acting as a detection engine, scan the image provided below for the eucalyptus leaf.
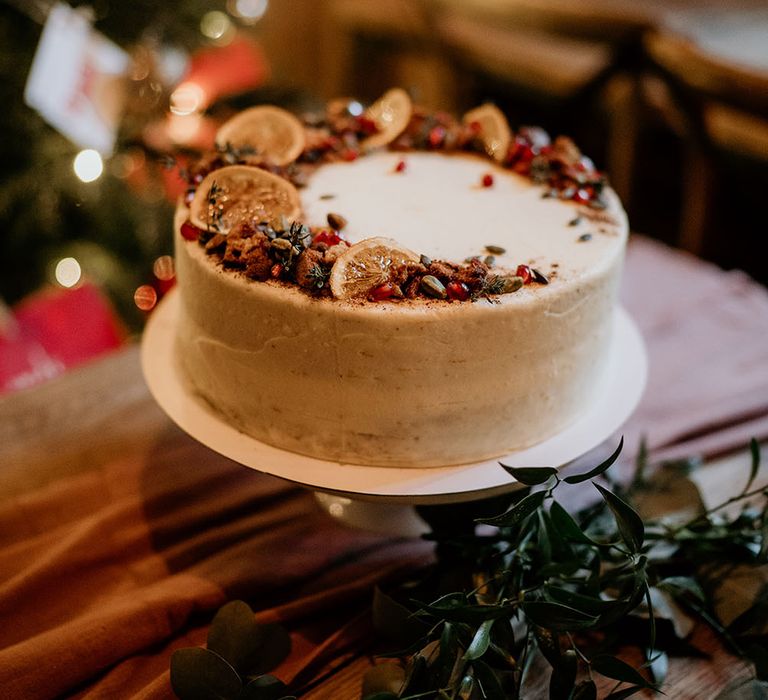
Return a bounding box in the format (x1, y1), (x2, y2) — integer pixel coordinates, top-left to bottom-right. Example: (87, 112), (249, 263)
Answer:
(500, 465), (558, 486)
(477, 491), (546, 527)
(207, 601), (268, 675)
(572, 680), (598, 700)
(590, 654), (655, 689)
(594, 483), (645, 553)
(471, 659), (507, 700)
(361, 663), (405, 698)
(170, 647), (242, 700)
(239, 624), (291, 679)
(463, 618), (494, 661)
(563, 437), (624, 484)
(522, 601), (598, 631)
(241, 675), (293, 700)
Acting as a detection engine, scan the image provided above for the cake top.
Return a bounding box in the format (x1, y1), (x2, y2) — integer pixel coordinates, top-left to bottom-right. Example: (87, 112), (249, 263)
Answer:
(174, 89), (626, 304)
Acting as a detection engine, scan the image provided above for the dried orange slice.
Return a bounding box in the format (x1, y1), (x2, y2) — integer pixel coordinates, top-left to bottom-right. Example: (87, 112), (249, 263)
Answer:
(189, 165), (301, 233)
(361, 88), (413, 151)
(215, 105), (305, 166)
(329, 237), (420, 299)
(463, 104), (511, 162)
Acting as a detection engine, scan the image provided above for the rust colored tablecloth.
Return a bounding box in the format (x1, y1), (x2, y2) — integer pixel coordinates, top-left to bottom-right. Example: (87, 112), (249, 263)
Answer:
(1, 236), (767, 699)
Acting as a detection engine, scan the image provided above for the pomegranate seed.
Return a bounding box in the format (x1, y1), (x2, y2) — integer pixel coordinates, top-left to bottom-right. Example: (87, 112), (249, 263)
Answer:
(369, 283), (396, 301)
(342, 149), (358, 162)
(322, 136), (341, 150)
(573, 188), (592, 204)
(446, 281), (470, 301)
(516, 264), (532, 284)
(356, 116), (378, 134)
(181, 221), (201, 241)
(428, 126), (446, 148)
(481, 173), (494, 188)
(314, 229), (343, 247)
(394, 159), (407, 173)
(270, 263), (283, 278)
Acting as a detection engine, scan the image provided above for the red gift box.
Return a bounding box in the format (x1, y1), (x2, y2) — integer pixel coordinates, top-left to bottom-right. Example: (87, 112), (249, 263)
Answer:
(0, 283), (126, 395)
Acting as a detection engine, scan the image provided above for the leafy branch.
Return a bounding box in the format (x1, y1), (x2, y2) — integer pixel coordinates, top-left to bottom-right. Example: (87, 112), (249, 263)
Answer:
(364, 439), (767, 700)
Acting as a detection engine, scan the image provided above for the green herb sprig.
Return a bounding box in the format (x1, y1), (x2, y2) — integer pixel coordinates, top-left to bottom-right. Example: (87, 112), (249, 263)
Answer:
(364, 438), (767, 700)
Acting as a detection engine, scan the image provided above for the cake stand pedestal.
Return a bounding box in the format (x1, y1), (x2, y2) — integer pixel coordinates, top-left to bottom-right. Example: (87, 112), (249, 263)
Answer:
(141, 290), (647, 536)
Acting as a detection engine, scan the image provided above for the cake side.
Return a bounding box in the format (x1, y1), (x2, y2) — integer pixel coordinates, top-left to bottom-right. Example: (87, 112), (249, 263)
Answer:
(174, 191), (626, 466)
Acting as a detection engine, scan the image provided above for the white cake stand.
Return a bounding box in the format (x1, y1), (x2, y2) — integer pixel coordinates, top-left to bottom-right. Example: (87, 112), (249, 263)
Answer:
(141, 290), (647, 536)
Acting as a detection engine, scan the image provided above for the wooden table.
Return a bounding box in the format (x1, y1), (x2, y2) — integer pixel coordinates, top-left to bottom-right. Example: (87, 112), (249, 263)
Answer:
(0, 354), (763, 697)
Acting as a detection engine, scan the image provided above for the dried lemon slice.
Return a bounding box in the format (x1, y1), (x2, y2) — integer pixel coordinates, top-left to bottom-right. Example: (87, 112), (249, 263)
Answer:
(215, 105), (306, 166)
(463, 104), (511, 162)
(189, 165), (301, 233)
(329, 237), (420, 299)
(361, 88), (413, 151)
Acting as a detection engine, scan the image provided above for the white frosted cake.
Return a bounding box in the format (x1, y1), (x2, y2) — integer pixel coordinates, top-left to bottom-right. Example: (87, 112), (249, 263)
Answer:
(173, 92), (628, 467)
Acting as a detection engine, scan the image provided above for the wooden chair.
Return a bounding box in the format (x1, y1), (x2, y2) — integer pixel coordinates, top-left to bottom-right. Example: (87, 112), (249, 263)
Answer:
(644, 17), (768, 257)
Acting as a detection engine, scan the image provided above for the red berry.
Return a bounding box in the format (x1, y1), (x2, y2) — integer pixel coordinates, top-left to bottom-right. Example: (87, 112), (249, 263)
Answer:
(516, 264), (532, 284)
(270, 263), (283, 278)
(181, 221), (201, 241)
(394, 159), (407, 173)
(446, 281), (470, 301)
(369, 283), (396, 301)
(481, 173), (494, 188)
(356, 115), (378, 134)
(428, 126), (446, 148)
(342, 149), (358, 162)
(573, 188), (592, 204)
(313, 229), (343, 247)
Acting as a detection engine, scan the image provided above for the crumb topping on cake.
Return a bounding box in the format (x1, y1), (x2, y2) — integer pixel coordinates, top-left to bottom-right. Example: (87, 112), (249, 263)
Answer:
(172, 90), (619, 303)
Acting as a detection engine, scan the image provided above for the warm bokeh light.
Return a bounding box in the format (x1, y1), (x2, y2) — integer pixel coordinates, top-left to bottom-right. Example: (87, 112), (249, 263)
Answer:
(170, 82), (205, 116)
(347, 100), (363, 116)
(153, 255), (175, 281)
(134, 285), (158, 311)
(54, 257), (82, 288)
(73, 149), (104, 183)
(200, 11), (234, 43)
(228, 0), (268, 23)
(167, 113), (204, 145)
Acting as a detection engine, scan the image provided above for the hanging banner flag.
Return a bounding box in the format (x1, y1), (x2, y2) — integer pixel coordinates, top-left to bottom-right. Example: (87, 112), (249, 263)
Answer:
(24, 3), (129, 154)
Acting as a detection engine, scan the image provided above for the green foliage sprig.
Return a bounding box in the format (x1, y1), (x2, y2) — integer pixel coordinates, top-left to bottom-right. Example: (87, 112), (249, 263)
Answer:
(364, 438), (768, 700)
(171, 601), (294, 700)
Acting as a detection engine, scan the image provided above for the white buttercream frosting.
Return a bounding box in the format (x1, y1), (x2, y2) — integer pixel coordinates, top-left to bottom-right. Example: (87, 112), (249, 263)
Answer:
(301, 151), (624, 282)
(174, 150), (628, 467)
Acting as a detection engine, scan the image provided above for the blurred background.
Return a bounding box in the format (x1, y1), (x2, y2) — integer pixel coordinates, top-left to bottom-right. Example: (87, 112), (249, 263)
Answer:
(1, 0), (766, 392)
